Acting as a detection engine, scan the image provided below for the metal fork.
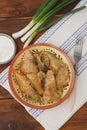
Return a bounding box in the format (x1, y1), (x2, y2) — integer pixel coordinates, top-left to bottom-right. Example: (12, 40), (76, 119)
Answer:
(68, 37), (84, 111)
(74, 38), (84, 74)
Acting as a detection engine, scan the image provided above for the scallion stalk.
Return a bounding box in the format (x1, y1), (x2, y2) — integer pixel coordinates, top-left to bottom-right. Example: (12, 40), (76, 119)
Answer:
(21, 0), (75, 42)
(23, 31), (39, 48)
(23, 6), (86, 48)
(12, 0), (59, 39)
(40, 6), (86, 31)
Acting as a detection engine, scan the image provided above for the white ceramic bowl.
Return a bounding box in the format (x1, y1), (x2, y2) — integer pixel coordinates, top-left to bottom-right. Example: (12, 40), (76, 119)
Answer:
(0, 33), (16, 64)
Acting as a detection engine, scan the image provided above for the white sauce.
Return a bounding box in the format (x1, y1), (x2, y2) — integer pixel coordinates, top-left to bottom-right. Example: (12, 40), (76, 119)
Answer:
(0, 34), (16, 64)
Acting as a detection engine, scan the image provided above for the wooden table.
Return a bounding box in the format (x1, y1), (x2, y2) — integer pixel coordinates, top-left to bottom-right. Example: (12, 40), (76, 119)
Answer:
(0, 0), (87, 130)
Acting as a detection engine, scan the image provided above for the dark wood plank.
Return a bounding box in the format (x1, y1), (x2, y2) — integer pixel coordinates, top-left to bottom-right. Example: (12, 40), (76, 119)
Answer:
(0, 17), (31, 34)
(0, 86), (12, 99)
(0, 99), (44, 130)
(60, 103), (87, 130)
(0, 0), (81, 18)
(0, 0), (44, 18)
(0, 99), (86, 130)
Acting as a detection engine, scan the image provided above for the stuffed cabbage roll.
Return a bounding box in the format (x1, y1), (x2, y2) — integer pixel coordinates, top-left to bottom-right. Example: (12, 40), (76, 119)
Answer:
(13, 70), (41, 102)
(56, 64), (70, 88)
(27, 72), (44, 95)
(43, 70), (56, 103)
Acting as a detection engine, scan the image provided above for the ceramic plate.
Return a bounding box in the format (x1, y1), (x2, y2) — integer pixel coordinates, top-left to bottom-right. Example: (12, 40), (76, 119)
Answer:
(8, 44), (75, 109)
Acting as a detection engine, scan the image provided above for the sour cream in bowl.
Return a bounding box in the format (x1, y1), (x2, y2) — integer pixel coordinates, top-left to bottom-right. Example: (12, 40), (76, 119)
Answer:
(0, 33), (16, 64)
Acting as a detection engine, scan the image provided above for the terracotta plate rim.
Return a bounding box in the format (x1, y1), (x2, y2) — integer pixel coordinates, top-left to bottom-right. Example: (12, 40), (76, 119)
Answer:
(8, 43), (75, 109)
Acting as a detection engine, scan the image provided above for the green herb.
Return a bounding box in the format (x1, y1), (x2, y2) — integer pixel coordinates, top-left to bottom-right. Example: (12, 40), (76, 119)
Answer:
(12, 0), (86, 48)
(21, 0), (76, 43)
(12, 0), (59, 39)
(23, 6), (86, 48)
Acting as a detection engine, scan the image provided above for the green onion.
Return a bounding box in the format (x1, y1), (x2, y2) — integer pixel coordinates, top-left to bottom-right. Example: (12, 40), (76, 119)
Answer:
(40, 6), (86, 31)
(34, 0), (59, 22)
(23, 6), (86, 48)
(12, 0), (59, 39)
(23, 31), (38, 48)
(21, 0), (75, 42)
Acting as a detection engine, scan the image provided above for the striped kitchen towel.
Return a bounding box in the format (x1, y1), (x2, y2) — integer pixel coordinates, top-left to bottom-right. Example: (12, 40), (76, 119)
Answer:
(0, 0), (87, 130)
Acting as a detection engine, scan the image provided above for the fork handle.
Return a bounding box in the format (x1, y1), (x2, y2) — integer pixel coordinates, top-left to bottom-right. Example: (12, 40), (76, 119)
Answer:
(74, 64), (78, 74)
(67, 84), (77, 112)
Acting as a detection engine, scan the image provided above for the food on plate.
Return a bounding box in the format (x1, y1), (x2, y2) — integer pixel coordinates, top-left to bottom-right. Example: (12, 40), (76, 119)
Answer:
(13, 69), (41, 102)
(20, 50), (38, 74)
(43, 70), (57, 103)
(27, 73), (44, 95)
(40, 51), (63, 74)
(56, 64), (70, 88)
(11, 49), (71, 106)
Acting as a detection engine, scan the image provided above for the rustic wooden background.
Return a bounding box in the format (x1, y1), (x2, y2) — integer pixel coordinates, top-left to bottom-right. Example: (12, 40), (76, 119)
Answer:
(0, 0), (87, 130)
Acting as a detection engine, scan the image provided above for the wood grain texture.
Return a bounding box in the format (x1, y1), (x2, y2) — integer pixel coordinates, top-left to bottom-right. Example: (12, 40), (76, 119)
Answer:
(0, 0), (43, 18)
(0, 99), (44, 130)
(0, 0), (87, 130)
(0, 0), (80, 18)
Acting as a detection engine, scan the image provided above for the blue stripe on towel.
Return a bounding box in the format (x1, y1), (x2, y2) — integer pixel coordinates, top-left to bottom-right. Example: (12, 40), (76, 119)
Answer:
(78, 53), (87, 68)
(28, 108), (44, 118)
(76, 53), (87, 75)
(0, 71), (8, 81)
(36, 14), (73, 43)
(67, 32), (87, 53)
(60, 22), (87, 52)
(78, 65), (87, 75)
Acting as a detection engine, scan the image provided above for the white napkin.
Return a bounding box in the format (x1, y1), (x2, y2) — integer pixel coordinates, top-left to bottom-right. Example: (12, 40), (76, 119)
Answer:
(0, 0), (87, 130)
